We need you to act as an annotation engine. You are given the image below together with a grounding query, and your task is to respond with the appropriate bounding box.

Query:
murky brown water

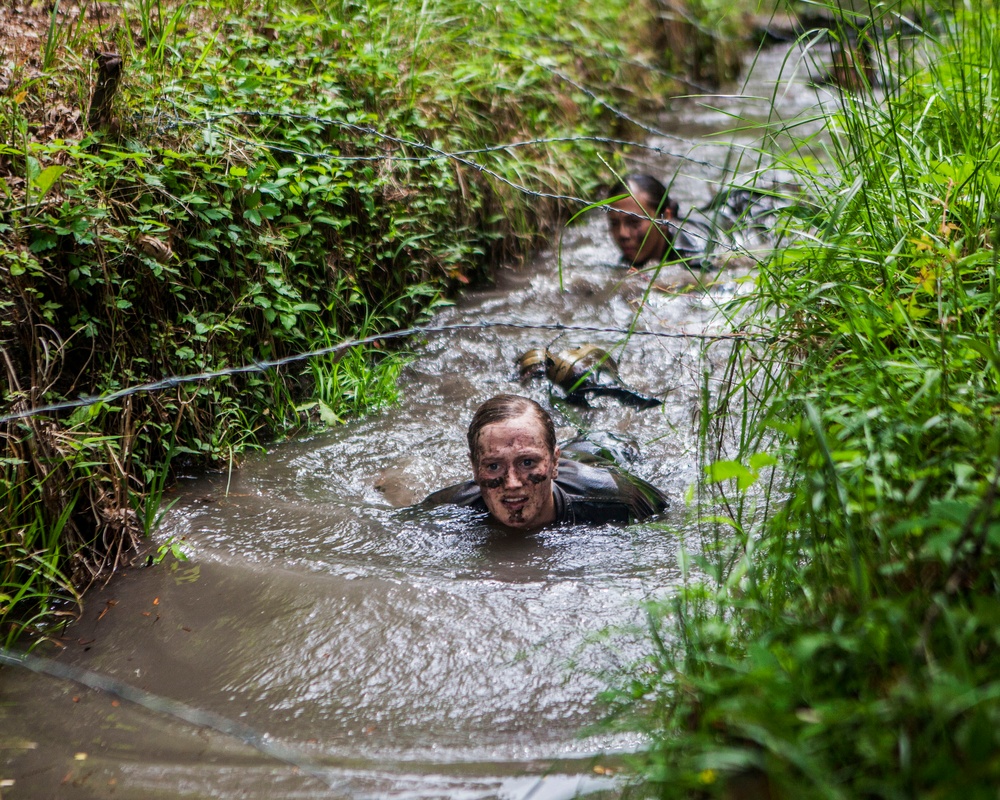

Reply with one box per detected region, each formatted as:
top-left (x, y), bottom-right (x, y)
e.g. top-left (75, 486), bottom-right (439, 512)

top-left (1, 42), bottom-right (838, 800)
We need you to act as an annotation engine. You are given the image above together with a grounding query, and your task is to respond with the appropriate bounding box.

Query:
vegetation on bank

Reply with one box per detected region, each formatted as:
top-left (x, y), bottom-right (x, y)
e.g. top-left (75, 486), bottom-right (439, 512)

top-left (609, 0), bottom-right (1000, 796)
top-left (0, 0), bottom-right (754, 642)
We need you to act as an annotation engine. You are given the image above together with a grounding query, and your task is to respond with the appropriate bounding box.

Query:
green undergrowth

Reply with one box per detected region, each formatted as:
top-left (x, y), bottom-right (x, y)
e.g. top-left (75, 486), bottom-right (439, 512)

top-left (0, 0), bottom-right (725, 641)
top-left (606, 0), bottom-right (1000, 796)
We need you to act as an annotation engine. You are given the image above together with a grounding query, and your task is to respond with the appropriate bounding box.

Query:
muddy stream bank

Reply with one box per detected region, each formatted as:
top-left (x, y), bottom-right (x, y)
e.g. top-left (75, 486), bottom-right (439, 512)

top-left (1, 41), bottom-right (837, 800)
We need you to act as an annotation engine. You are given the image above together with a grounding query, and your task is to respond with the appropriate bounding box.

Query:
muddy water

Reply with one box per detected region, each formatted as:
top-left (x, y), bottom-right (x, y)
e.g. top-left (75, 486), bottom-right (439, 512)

top-left (1, 42), bottom-right (836, 800)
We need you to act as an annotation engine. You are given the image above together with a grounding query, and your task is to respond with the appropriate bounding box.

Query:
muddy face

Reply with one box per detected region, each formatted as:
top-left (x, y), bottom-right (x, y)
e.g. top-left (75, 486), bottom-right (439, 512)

top-left (471, 414), bottom-right (560, 529)
top-left (608, 191), bottom-right (670, 266)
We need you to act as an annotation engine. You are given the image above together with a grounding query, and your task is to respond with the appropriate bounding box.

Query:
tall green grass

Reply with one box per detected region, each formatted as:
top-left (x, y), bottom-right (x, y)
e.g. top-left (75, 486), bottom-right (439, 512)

top-left (608, 1), bottom-right (1000, 796)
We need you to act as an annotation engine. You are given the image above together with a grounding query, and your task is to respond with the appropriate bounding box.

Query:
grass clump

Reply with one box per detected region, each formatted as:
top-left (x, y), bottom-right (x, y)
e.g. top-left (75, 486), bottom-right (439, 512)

top-left (0, 0), bottom-right (706, 641)
top-left (606, 1), bottom-right (1000, 796)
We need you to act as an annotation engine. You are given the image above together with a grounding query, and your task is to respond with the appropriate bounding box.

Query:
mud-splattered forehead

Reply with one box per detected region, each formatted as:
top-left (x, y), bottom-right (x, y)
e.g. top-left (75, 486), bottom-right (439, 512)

top-left (467, 394), bottom-right (556, 461)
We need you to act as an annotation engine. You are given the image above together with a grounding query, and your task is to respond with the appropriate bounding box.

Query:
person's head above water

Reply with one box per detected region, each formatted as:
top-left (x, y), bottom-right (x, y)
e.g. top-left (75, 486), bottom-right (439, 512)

top-left (606, 174), bottom-right (679, 266)
top-left (467, 394), bottom-right (561, 530)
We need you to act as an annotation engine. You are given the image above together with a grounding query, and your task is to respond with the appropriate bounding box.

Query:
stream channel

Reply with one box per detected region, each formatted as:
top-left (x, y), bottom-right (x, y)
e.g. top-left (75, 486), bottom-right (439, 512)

top-left (1, 39), bottom-right (837, 800)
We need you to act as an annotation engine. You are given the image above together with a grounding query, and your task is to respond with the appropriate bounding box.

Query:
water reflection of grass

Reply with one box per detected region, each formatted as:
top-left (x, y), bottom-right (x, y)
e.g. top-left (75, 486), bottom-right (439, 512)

top-left (608, 3), bottom-right (1000, 796)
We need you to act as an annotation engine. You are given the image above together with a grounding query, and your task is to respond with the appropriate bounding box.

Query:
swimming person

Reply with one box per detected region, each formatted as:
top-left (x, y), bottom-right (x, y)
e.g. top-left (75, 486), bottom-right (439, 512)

top-left (423, 394), bottom-right (668, 529)
top-left (605, 173), bottom-right (720, 270)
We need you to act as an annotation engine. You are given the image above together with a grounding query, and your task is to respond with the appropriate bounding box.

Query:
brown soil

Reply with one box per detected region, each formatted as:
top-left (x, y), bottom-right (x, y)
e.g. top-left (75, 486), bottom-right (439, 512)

top-left (2, 3), bottom-right (128, 112)
top-left (1, 2), bottom-right (129, 196)
top-left (2, 3), bottom-right (121, 87)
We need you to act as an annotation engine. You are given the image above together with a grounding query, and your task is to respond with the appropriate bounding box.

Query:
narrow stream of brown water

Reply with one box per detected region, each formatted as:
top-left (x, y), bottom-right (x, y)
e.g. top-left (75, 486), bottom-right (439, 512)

top-left (1, 42), bottom-right (838, 800)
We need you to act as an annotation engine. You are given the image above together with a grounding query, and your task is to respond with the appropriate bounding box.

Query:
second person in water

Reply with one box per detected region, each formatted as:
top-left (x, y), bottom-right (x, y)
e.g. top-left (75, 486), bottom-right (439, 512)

top-left (607, 172), bottom-right (802, 271)
top-left (606, 173), bottom-right (718, 270)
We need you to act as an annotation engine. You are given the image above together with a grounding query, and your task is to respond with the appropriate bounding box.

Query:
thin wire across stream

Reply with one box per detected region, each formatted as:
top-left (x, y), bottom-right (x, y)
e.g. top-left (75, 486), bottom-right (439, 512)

top-left (0, 321), bottom-right (773, 425)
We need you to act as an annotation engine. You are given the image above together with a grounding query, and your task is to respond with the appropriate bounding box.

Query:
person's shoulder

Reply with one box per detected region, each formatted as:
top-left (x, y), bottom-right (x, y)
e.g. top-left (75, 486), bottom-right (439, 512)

top-left (422, 480), bottom-right (484, 509)
top-left (555, 457), bottom-right (668, 523)
top-left (555, 457), bottom-right (619, 495)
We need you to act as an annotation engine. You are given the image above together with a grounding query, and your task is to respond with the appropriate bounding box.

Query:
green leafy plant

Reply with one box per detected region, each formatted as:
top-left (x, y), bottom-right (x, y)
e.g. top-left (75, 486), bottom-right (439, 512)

top-left (149, 535), bottom-right (190, 566)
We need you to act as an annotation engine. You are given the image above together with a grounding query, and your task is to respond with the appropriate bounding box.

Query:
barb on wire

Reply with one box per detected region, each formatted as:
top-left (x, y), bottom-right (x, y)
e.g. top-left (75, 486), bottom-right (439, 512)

top-left (1, 321), bottom-right (772, 426)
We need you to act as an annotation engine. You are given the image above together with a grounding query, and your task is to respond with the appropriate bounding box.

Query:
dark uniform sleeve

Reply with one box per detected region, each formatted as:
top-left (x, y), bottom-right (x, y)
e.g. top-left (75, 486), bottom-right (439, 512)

top-left (422, 480), bottom-right (487, 511)
top-left (554, 459), bottom-right (668, 524)
top-left (664, 210), bottom-right (722, 271)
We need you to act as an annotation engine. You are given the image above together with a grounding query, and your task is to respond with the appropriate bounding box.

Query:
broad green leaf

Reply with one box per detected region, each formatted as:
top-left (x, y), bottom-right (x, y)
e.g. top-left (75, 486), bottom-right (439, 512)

top-left (706, 460), bottom-right (757, 490)
top-left (317, 399), bottom-right (341, 426)
top-left (749, 452), bottom-right (778, 471)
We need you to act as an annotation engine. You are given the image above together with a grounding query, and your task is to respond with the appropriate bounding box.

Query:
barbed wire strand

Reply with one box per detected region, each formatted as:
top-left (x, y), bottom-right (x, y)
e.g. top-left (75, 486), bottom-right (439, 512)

top-left (150, 111), bottom-right (771, 258)
top-left (0, 647), bottom-right (342, 792)
top-left (171, 110), bottom-right (731, 171)
top-left (2, 321), bottom-right (771, 426)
